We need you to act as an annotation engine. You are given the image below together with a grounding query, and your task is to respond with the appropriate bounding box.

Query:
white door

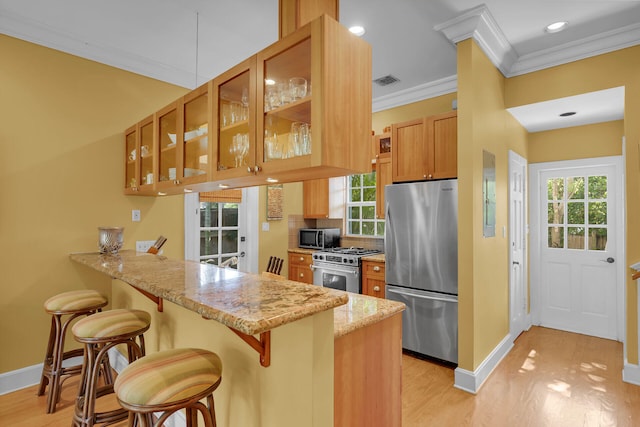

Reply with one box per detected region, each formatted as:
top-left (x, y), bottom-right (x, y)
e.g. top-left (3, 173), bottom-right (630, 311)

top-left (509, 151), bottom-right (528, 340)
top-left (530, 157), bottom-right (623, 340)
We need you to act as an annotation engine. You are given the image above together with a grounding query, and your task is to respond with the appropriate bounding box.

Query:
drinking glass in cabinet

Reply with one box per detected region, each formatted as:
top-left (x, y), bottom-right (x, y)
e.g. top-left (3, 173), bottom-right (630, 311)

top-left (183, 88), bottom-right (209, 179)
top-left (218, 69), bottom-right (250, 171)
top-left (289, 77), bottom-right (307, 100)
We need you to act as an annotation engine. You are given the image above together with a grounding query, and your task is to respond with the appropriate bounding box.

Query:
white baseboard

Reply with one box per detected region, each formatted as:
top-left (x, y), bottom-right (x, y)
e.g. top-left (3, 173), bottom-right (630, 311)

top-left (454, 333), bottom-right (514, 394)
top-left (623, 362), bottom-right (640, 386)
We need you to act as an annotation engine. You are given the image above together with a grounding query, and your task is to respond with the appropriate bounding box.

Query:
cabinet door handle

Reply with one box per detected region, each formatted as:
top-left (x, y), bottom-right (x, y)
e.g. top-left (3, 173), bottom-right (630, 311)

top-left (373, 286), bottom-right (380, 292)
top-left (373, 266), bottom-right (381, 272)
top-left (299, 257), bottom-right (305, 262)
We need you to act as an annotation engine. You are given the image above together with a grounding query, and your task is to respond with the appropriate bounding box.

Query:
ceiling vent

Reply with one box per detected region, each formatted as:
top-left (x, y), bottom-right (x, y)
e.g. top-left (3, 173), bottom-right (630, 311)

top-left (373, 74), bottom-right (400, 86)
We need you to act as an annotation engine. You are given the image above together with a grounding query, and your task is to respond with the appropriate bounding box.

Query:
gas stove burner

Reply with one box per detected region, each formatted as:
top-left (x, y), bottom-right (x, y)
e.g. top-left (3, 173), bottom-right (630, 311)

top-left (326, 247), bottom-right (381, 256)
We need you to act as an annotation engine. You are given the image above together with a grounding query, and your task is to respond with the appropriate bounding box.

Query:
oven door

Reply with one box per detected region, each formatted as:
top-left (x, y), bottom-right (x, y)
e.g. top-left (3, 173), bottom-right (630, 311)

top-left (311, 261), bottom-right (360, 293)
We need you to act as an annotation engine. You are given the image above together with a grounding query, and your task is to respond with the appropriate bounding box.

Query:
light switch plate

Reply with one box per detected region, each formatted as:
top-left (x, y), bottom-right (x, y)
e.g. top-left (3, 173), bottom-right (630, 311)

top-left (132, 209), bottom-right (141, 222)
top-left (262, 222), bottom-right (270, 231)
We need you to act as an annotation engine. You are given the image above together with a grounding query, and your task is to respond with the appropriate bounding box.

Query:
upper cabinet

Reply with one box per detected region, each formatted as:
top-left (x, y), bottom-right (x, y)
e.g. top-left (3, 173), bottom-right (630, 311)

top-left (391, 111), bottom-right (457, 183)
top-left (123, 14), bottom-right (371, 196)
top-left (124, 115), bottom-right (154, 195)
top-left (303, 177), bottom-right (345, 219)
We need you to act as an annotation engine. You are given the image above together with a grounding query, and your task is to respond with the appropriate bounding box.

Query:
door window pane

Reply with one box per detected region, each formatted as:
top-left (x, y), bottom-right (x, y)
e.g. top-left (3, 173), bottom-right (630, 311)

top-left (548, 202), bottom-right (564, 224)
top-left (567, 202), bottom-right (584, 224)
top-left (567, 227), bottom-right (585, 249)
top-left (200, 203), bottom-right (219, 227)
top-left (588, 176), bottom-right (607, 199)
top-left (548, 226), bottom-right (564, 248)
top-left (547, 178), bottom-right (564, 200)
top-left (221, 203), bottom-right (239, 227)
top-left (221, 230), bottom-right (238, 253)
top-left (200, 230), bottom-right (219, 256)
top-left (589, 228), bottom-right (607, 251)
top-left (567, 177), bottom-right (584, 199)
top-left (588, 202), bottom-right (607, 225)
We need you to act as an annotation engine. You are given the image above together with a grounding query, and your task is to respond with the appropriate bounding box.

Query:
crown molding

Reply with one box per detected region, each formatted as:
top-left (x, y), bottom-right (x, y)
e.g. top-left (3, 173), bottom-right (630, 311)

top-left (372, 75), bottom-right (457, 112)
top-left (508, 22), bottom-right (640, 77)
top-left (0, 8), bottom-right (201, 89)
top-left (434, 4), bottom-right (517, 77)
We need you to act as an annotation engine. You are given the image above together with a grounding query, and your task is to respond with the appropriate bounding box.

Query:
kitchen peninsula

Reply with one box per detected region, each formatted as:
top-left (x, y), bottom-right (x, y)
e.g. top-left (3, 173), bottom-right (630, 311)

top-left (70, 250), bottom-right (404, 427)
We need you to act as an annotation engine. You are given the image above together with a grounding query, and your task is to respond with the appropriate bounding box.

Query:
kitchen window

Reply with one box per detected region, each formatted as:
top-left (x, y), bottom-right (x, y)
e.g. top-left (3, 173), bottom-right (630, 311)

top-left (346, 172), bottom-right (384, 236)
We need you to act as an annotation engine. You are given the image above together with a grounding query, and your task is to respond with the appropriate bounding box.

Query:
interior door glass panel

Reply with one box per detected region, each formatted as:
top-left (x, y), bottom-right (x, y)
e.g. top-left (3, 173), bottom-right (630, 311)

top-left (547, 178), bottom-right (564, 200)
top-left (548, 202), bottom-right (564, 224)
top-left (200, 230), bottom-right (219, 255)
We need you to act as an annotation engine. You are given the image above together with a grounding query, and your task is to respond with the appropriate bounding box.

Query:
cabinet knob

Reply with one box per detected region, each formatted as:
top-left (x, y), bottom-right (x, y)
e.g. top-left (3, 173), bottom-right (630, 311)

top-left (299, 257), bottom-right (304, 262)
top-left (174, 179), bottom-right (181, 185)
top-left (423, 174), bottom-right (427, 178)
top-left (299, 273), bottom-right (304, 278)
top-left (373, 266), bottom-right (381, 272)
top-left (428, 174), bottom-right (433, 179)
top-left (373, 286), bottom-right (380, 292)
top-left (247, 166), bottom-right (253, 174)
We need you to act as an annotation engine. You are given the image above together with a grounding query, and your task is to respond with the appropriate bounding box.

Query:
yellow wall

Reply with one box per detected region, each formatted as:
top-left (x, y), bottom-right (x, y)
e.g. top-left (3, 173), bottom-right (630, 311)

top-left (528, 120), bottom-right (624, 163)
top-left (456, 39), bottom-right (529, 370)
top-left (0, 35), bottom-right (188, 373)
top-left (506, 45), bottom-right (640, 364)
top-left (112, 280), bottom-right (334, 427)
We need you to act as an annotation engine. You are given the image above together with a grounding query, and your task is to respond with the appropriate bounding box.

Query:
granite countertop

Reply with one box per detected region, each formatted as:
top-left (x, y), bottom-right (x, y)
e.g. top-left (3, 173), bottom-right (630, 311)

top-left (362, 253), bottom-right (385, 262)
top-left (333, 292), bottom-right (404, 338)
top-left (287, 248), bottom-right (317, 255)
top-left (70, 250), bottom-right (348, 336)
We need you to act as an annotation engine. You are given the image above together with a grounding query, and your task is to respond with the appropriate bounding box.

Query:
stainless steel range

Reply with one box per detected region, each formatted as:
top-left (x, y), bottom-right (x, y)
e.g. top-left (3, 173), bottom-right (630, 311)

top-left (311, 247), bottom-right (381, 293)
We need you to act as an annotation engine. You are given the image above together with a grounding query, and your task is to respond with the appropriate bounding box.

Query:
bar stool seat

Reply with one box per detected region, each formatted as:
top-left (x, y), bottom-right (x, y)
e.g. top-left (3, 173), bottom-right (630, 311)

top-left (114, 348), bottom-right (222, 427)
top-left (38, 289), bottom-right (109, 414)
top-left (72, 308), bottom-right (151, 427)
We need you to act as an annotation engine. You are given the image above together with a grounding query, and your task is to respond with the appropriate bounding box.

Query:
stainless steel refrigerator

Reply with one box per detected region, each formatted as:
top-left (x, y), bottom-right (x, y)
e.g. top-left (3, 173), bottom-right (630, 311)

top-left (385, 179), bottom-right (458, 364)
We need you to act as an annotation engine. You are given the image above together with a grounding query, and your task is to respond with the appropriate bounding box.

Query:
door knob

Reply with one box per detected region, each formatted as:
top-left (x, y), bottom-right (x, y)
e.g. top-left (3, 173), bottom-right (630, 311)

top-left (240, 251), bottom-right (246, 257)
top-left (601, 257), bottom-right (615, 264)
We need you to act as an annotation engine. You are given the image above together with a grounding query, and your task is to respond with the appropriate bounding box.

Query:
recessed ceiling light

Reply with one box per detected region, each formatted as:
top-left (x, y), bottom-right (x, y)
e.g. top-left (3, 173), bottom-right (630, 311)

top-left (559, 111), bottom-right (576, 117)
top-left (545, 21), bottom-right (568, 33)
top-left (266, 177), bottom-right (279, 183)
top-left (218, 183), bottom-right (230, 189)
top-left (349, 26), bottom-right (365, 36)
top-left (265, 79), bottom-right (276, 86)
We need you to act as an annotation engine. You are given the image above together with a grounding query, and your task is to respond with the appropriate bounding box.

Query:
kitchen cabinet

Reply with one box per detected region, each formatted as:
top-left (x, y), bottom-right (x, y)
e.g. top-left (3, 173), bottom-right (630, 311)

top-left (303, 177), bottom-right (345, 219)
top-left (124, 115), bottom-right (154, 195)
top-left (391, 111), bottom-right (457, 183)
top-left (374, 156), bottom-right (392, 219)
top-left (156, 82), bottom-right (212, 195)
top-left (123, 14), bottom-right (371, 195)
top-left (373, 132), bottom-right (391, 161)
top-left (362, 259), bottom-right (386, 298)
top-left (288, 252), bottom-right (314, 284)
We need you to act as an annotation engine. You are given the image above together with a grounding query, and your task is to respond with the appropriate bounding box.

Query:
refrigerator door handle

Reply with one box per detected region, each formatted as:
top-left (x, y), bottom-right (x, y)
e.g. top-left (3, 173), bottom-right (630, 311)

top-left (386, 287), bottom-right (458, 303)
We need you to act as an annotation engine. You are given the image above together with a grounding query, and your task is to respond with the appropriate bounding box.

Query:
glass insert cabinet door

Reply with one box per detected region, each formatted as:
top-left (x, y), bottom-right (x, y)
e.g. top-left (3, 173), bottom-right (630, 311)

top-left (259, 29), bottom-right (312, 170)
top-left (124, 125), bottom-right (138, 192)
top-left (139, 117), bottom-right (153, 188)
top-left (215, 59), bottom-right (254, 177)
top-left (157, 102), bottom-right (178, 186)
top-left (182, 82), bottom-right (210, 183)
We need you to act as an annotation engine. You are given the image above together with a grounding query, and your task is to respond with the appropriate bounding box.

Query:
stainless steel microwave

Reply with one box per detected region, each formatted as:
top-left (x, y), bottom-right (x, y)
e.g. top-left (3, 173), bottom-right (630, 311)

top-left (298, 228), bottom-right (340, 250)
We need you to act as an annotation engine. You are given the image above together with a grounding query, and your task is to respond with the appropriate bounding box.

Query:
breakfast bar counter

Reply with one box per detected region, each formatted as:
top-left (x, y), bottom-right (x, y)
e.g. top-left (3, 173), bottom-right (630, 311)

top-left (69, 250), bottom-right (348, 336)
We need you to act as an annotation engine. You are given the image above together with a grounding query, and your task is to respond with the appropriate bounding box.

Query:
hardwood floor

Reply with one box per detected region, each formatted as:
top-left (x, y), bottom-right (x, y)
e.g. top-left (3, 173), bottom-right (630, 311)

top-left (403, 326), bottom-right (640, 426)
top-left (1, 326), bottom-right (639, 426)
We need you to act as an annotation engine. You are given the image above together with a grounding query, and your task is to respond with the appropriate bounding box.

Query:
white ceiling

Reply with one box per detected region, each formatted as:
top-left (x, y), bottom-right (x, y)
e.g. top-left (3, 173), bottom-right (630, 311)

top-left (1, 0), bottom-right (638, 132)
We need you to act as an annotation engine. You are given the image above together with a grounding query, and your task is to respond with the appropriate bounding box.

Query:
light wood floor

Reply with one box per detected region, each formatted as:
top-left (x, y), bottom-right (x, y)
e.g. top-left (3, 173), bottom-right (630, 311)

top-left (1, 326), bottom-right (639, 426)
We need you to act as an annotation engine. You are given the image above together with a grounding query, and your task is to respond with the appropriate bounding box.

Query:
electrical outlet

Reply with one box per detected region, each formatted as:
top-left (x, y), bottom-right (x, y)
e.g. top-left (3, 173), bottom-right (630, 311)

top-left (136, 240), bottom-right (156, 252)
top-left (132, 209), bottom-right (141, 222)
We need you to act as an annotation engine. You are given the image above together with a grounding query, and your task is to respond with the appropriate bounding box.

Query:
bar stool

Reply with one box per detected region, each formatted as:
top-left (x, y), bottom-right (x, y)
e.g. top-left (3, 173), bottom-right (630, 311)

top-left (72, 308), bottom-right (151, 427)
top-left (38, 289), bottom-right (109, 414)
top-left (114, 348), bottom-right (223, 427)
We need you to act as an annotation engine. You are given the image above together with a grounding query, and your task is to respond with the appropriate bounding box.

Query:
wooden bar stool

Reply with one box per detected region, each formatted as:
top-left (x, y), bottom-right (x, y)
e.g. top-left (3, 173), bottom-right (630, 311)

top-left (38, 289), bottom-right (109, 414)
top-left (114, 348), bottom-right (223, 427)
top-left (71, 308), bottom-right (151, 427)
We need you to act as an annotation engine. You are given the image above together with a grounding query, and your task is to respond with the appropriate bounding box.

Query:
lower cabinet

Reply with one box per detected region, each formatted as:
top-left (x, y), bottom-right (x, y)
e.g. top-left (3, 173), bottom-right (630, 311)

top-left (288, 252), bottom-right (314, 284)
top-left (362, 260), bottom-right (385, 298)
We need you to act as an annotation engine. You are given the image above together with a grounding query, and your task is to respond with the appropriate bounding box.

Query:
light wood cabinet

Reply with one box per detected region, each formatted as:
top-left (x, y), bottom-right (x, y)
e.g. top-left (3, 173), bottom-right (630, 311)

top-left (124, 14), bottom-right (371, 195)
top-left (362, 259), bottom-right (386, 298)
top-left (391, 111), bottom-right (457, 183)
top-left (375, 157), bottom-right (391, 219)
top-left (288, 252), bottom-right (314, 284)
top-left (124, 115), bottom-right (154, 195)
top-left (303, 177), bottom-right (345, 219)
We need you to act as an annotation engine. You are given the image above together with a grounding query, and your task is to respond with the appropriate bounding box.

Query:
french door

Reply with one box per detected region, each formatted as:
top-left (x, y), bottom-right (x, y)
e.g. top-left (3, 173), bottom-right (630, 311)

top-left (530, 157), bottom-right (624, 340)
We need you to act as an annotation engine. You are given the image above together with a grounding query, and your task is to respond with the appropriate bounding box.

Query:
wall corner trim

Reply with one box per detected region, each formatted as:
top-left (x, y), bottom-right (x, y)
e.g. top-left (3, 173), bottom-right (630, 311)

top-left (453, 333), bottom-right (513, 394)
top-left (623, 362), bottom-right (640, 386)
